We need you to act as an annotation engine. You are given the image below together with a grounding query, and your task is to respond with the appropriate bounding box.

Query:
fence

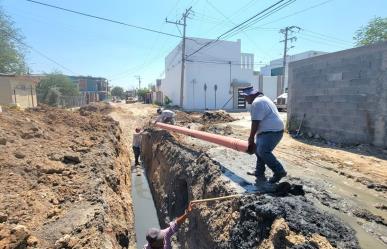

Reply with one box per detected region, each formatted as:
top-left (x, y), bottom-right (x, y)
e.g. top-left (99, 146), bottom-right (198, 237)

top-left (57, 96), bottom-right (86, 108)
top-left (37, 92), bottom-right (86, 108)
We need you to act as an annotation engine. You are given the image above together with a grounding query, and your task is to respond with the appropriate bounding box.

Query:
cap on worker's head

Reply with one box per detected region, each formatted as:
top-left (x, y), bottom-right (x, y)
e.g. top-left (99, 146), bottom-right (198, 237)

top-left (135, 128), bottom-right (141, 133)
top-left (157, 108), bottom-right (162, 114)
top-left (240, 86), bottom-right (259, 96)
top-left (146, 228), bottom-right (164, 246)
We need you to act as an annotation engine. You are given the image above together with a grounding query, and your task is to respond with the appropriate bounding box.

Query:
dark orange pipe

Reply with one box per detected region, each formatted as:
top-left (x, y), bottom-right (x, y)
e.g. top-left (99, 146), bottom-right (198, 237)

top-left (155, 122), bottom-right (248, 152)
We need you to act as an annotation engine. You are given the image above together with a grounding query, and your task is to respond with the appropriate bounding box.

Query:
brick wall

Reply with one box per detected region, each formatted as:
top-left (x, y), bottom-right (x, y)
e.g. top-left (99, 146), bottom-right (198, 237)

top-left (288, 42), bottom-right (387, 147)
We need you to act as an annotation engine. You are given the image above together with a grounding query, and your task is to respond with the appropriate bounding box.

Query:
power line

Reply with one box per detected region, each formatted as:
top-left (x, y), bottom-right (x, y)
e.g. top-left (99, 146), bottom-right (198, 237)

top-left (204, 0), bottom-right (273, 61)
top-left (25, 0), bottom-right (184, 39)
top-left (302, 29), bottom-right (352, 45)
top-left (221, 0), bottom-right (296, 40)
top-left (248, 0), bottom-right (335, 28)
top-left (186, 0), bottom-right (296, 59)
top-left (0, 28), bottom-right (76, 74)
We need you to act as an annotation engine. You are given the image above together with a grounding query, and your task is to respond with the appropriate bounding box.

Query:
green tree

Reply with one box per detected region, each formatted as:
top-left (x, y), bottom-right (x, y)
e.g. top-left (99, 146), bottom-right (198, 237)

top-left (37, 73), bottom-right (79, 105)
top-left (111, 86), bottom-right (124, 98)
top-left (354, 17), bottom-right (387, 46)
top-left (137, 87), bottom-right (150, 100)
top-left (0, 7), bottom-right (27, 74)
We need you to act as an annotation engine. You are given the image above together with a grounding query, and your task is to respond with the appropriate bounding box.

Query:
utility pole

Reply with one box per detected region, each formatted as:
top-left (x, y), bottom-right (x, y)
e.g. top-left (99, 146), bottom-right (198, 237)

top-left (134, 75), bottom-right (141, 89)
top-left (166, 7), bottom-right (192, 108)
top-left (280, 26), bottom-right (301, 93)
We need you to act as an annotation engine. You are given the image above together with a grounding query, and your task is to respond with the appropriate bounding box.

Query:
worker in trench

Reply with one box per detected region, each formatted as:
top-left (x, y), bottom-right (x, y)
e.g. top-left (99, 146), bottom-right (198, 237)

top-left (241, 86), bottom-right (287, 184)
top-left (132, 128), bottom-right (142, 165)
top-left (155, 108), bottom-right (176, 125)
top-left (144, 202), bottom-right (193, 249)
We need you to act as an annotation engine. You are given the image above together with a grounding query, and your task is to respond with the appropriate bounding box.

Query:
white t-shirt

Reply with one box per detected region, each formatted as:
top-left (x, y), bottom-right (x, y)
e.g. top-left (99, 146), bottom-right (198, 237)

top-left (132, 133), bottom-right (141, 148)
top-left (156, 110), bottom-right (176, 122)
top-left (250, 96), bottom-right (284, 134)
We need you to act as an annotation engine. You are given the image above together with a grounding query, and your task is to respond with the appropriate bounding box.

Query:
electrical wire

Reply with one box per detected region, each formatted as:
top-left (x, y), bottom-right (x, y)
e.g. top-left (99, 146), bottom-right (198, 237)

top-left (186, 0), bottom-right (295, 58)
top-left (0, 28), bottom-right (76, 74)
top-left (248, 0), bottom-right (335, 28)
top-left (222, 0), bottom-right (296, 40)
top-left (25, 0), bottom-right (184, 39)
top-left (302, 29), bottom-right (352, 45)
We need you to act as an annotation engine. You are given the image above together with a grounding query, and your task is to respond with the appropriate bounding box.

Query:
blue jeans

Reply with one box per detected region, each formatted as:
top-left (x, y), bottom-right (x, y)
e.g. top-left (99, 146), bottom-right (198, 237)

top-left (255, 131), bottom-right (285, 176)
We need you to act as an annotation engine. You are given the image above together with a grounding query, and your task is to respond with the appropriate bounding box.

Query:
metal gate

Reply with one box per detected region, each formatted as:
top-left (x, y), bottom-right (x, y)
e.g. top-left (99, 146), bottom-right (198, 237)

top-left (237, 88), bottom-right (246, 109)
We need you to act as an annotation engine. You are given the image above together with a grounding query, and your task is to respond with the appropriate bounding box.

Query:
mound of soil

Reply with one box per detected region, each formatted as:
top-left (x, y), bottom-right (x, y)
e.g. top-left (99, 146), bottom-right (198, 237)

top-left (0, 107), bottom-right (134, 248)
top-left (201, 110), bottom-right (236, 124)
top-left (79, 102), bottom-right (113, 116)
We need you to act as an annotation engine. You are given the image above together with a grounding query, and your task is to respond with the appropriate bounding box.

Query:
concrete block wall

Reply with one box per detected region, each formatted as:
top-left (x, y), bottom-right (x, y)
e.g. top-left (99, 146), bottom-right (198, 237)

top-left (288, 42), bottom-right (387, 148)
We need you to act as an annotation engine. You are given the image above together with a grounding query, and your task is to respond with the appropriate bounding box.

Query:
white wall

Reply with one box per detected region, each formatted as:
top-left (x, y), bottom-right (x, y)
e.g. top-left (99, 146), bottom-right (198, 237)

top-left (261, 76), bottom-right (278, 101)
top-left (161, 44), bottom-right (182, 106)
top-left (161, 38), bottom-right (255, 110)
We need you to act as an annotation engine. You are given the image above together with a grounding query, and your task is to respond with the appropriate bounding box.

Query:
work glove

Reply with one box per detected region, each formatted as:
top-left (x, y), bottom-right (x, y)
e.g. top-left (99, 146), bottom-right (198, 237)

top-left (247, 142), bottom-right (256, 155)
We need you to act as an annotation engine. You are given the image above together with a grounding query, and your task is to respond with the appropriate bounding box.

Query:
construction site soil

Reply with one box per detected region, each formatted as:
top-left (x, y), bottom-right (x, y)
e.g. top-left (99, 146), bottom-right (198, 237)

top-left (0, 104), bottom-right (135, 248)
top-left (1, 103), bottom-right (386, 249)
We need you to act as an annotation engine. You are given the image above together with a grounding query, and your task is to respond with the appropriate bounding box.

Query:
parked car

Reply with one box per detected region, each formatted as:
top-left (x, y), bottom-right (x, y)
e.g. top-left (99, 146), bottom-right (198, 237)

top-left (125, 97), bottom-right (137, 104)
top-left (274, 93), bottom-right (287, 112)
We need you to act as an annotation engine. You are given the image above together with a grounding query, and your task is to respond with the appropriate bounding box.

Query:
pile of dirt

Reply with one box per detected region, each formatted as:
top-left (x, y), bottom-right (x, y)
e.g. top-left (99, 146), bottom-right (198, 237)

top-left (79, 102), bottom-right (113, 116)
top-left (199, 124), bottom-right (233, 135)
top-left (231, 195), bottom-right (359, 249)
top-left (0, 106), bottom-right (135, 248)
top-left (201, 110), bottom-right (236, 124)
top-left (175, 111), bottom-right (200, 125)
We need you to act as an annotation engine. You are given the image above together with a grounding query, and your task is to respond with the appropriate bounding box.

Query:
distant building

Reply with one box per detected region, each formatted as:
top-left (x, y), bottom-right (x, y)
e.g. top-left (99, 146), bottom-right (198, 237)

top-left (69, 76), bottom-right (108, 103)
top-left (260, 51), bottom-right (328, 92)
top-left (160, 38), bottom-right (255, 110)
top-left (0, 74), bottom-right (38, 108)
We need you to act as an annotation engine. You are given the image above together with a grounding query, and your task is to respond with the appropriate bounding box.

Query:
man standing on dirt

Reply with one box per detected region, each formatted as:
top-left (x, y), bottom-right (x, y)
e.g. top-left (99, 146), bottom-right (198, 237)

top-left (132, 128), bottom-right (142, 165)
top-left (144, 203), bottom-right (193, 249)
top-left (155, 108), bottom-right (176, 125)
top-left (241, 87), bottom-right (287, 184)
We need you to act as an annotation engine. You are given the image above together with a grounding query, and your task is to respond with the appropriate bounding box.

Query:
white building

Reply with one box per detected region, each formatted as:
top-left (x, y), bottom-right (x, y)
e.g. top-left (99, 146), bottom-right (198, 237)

top-left (260, 50), bottom-right (328, 91)
top-left (160, 38), bottom-right (255, 110)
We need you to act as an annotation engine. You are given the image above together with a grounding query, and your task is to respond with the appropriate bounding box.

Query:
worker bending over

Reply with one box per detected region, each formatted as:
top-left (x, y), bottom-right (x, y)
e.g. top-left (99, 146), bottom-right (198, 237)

top-left (144, 203), bottom-right (193, 249)
top-left (241, 87), bottom-right (287, 184)
top-left (155, 108), bottom-right (176, 125)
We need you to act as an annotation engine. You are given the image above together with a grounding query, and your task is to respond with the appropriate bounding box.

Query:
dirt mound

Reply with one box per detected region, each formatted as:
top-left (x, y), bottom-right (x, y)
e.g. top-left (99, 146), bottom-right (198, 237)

top-left (200, 124), bottom-right (233, 135)
top-left (175, 111), bottom-right (200, 125)
top-left (79, 102), bottom-right (113, 116)
top-left (201, 110), bottom-right (236, 124)
top-left (231, 195), bottom-right (359, 249)
top-left (0, 107), bottom-right (135, 248)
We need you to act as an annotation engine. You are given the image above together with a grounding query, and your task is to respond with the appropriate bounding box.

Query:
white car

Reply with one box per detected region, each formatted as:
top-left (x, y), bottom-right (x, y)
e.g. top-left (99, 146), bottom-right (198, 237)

top-left (274, 93), bottom-right (287, 112)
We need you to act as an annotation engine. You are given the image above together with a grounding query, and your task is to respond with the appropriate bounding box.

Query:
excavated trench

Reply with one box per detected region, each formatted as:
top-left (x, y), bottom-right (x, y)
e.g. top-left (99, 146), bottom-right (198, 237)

top-left (138, 129), bottom-right (361, 249)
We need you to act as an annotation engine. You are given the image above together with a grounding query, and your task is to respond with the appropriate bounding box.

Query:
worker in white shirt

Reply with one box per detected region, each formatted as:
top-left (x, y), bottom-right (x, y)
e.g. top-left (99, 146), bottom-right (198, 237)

top-left (155, 108), bottom-right (176, 125)
top-left (132, 128), bottom-right (142, 165)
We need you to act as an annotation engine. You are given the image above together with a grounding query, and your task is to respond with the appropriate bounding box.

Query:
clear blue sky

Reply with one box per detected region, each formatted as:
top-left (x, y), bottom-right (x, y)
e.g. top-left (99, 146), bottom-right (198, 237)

top-left (2, 0), bottom-right (386, 89)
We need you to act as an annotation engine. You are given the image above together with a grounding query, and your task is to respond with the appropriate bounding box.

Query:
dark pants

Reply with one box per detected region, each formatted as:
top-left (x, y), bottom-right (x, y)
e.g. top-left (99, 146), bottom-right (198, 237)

top-left (132, 146), bottom-right (141, 165)
top-left (255, 131), bottom-right (285, 176)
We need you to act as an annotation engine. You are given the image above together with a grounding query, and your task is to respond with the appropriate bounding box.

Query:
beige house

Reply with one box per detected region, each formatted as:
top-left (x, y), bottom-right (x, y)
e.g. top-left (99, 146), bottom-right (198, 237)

top-left (0, 74), bottom-right (39, 108)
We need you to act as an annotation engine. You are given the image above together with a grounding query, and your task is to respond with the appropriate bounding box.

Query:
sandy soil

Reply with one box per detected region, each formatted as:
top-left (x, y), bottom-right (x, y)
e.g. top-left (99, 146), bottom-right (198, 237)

top-left (0, 104), bottom-right (136, 249)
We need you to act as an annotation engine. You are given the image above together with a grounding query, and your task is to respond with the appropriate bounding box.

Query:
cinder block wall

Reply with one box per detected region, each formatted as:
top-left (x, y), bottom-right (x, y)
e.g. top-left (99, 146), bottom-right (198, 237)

top-left (288, 42), bottom-right (387, 147)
